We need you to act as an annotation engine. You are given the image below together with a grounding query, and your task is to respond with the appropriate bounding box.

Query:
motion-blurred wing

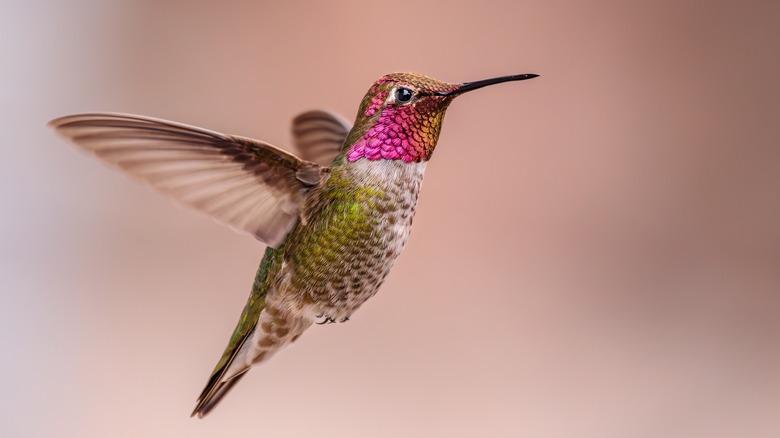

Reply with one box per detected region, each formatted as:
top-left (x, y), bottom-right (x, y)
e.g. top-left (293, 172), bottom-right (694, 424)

top-left (291, 110), bottom-right (352, 166)
top-left (50, 113), bottom-right (326, 248)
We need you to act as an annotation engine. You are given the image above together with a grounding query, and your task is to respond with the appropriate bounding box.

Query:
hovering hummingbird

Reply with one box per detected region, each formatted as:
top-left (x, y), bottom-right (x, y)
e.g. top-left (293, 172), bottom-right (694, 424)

top-left (50, 71), bottom-right (538, 417)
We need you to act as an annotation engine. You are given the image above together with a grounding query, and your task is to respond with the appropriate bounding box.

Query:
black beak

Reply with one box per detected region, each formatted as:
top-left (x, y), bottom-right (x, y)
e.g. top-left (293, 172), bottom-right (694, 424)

top-left (436, 73), bottom-right (539, 96)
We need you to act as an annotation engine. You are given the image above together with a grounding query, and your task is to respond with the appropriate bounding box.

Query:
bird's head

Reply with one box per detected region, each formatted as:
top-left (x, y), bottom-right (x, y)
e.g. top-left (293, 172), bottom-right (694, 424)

top-left (343, 72), bottom-right (538, 163)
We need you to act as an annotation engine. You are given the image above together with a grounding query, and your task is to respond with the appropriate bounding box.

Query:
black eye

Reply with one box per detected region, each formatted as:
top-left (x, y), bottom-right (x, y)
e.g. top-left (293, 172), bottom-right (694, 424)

top-left (396, 87), bottom-right (414, 103)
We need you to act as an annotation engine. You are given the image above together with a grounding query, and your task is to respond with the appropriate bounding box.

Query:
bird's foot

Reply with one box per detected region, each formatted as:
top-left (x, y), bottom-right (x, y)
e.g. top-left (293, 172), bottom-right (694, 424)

top-left (314, 313), bottom-right (336, 325)
top-left (315, 313), bottom-right (350, 325)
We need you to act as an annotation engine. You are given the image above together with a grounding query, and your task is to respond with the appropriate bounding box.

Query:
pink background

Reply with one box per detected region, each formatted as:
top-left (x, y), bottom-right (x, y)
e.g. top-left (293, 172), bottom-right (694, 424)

top-left (2, 1), bottom-right (779, 436)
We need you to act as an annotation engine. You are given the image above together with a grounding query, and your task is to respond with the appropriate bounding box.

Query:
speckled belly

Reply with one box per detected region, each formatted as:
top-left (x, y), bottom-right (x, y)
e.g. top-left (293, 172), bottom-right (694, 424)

top-left (274, 160), bottom-right (426, 322)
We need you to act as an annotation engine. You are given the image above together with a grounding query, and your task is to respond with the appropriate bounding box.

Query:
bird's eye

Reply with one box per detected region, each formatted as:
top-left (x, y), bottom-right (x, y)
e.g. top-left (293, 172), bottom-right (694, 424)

top-left (396, 87), bottom-right (414, 103)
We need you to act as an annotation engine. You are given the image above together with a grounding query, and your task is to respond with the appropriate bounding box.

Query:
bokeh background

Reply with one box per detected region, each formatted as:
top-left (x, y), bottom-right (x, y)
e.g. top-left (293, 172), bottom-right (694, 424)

top-left (2, 1), bottom-right (779, 437)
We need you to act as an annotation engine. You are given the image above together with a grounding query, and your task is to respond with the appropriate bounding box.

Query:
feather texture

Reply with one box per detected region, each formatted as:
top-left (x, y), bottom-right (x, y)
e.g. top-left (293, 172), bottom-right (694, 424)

top-left (50, 113), bottom-right (327, 248)
top-left (291, 110), bottom-right (351, 166)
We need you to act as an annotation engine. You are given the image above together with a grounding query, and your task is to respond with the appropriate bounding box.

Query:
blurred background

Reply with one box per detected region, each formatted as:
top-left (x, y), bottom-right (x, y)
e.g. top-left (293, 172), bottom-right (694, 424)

top-left (2, 0), bottom-right (779, 437)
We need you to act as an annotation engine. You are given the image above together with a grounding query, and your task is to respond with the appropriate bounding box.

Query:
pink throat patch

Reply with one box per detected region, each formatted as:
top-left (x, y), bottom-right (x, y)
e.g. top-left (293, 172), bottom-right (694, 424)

top-left (347, 106), bottom-right (429, 163)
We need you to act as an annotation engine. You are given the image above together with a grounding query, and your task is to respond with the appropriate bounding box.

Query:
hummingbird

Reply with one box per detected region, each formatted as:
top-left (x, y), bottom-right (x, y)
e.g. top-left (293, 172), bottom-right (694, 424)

top-left (50, 71), bottom-right (538, 418)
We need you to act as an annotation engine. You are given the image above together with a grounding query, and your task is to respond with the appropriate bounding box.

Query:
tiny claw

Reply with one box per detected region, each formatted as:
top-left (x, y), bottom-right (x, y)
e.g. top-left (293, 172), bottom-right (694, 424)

top-left (316, 315), bottom-right (337, 325)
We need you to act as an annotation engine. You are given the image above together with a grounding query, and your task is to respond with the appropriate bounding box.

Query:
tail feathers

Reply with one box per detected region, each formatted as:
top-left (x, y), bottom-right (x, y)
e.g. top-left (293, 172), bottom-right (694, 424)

top-left (191, 308), bottom-right (313, 418)
top-left (191, 369), bottom-right (248, 418)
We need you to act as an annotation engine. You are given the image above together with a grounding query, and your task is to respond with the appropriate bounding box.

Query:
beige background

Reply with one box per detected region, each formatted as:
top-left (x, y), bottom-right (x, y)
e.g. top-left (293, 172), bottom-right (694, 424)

top-left (2, 0), bottom-right (779, 437)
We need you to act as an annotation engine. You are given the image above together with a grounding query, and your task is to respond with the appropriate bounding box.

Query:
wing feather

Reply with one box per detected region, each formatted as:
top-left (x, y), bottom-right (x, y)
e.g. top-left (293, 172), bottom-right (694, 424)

top-left (291, 110), bottom-right (351, 166)
top-left (50, 113), bottom-right (327, 248)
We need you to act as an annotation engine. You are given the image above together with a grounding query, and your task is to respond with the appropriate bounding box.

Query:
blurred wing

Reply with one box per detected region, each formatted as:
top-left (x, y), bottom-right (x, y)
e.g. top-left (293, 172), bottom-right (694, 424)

top-left (50, 113), bottom-right (326, 248)
top-left (291, 110), bottom-right (352, 166)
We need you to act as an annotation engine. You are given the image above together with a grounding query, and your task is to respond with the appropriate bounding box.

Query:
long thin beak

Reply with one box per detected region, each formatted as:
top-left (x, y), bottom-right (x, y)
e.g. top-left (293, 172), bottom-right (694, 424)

top-left (436, 73), bottom-right (539, 96)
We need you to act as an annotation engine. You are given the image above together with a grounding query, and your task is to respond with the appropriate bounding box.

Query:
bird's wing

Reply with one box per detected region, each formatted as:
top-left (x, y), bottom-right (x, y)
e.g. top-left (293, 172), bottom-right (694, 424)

top-left (50, 113), bottom-right (327, 248)
top-left (291, 110), bottom-right (352, 166)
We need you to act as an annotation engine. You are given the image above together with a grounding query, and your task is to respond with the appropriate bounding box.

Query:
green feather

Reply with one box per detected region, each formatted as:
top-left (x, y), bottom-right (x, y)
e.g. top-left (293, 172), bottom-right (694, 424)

top-left (192, 245), bottom-right (284, 416)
